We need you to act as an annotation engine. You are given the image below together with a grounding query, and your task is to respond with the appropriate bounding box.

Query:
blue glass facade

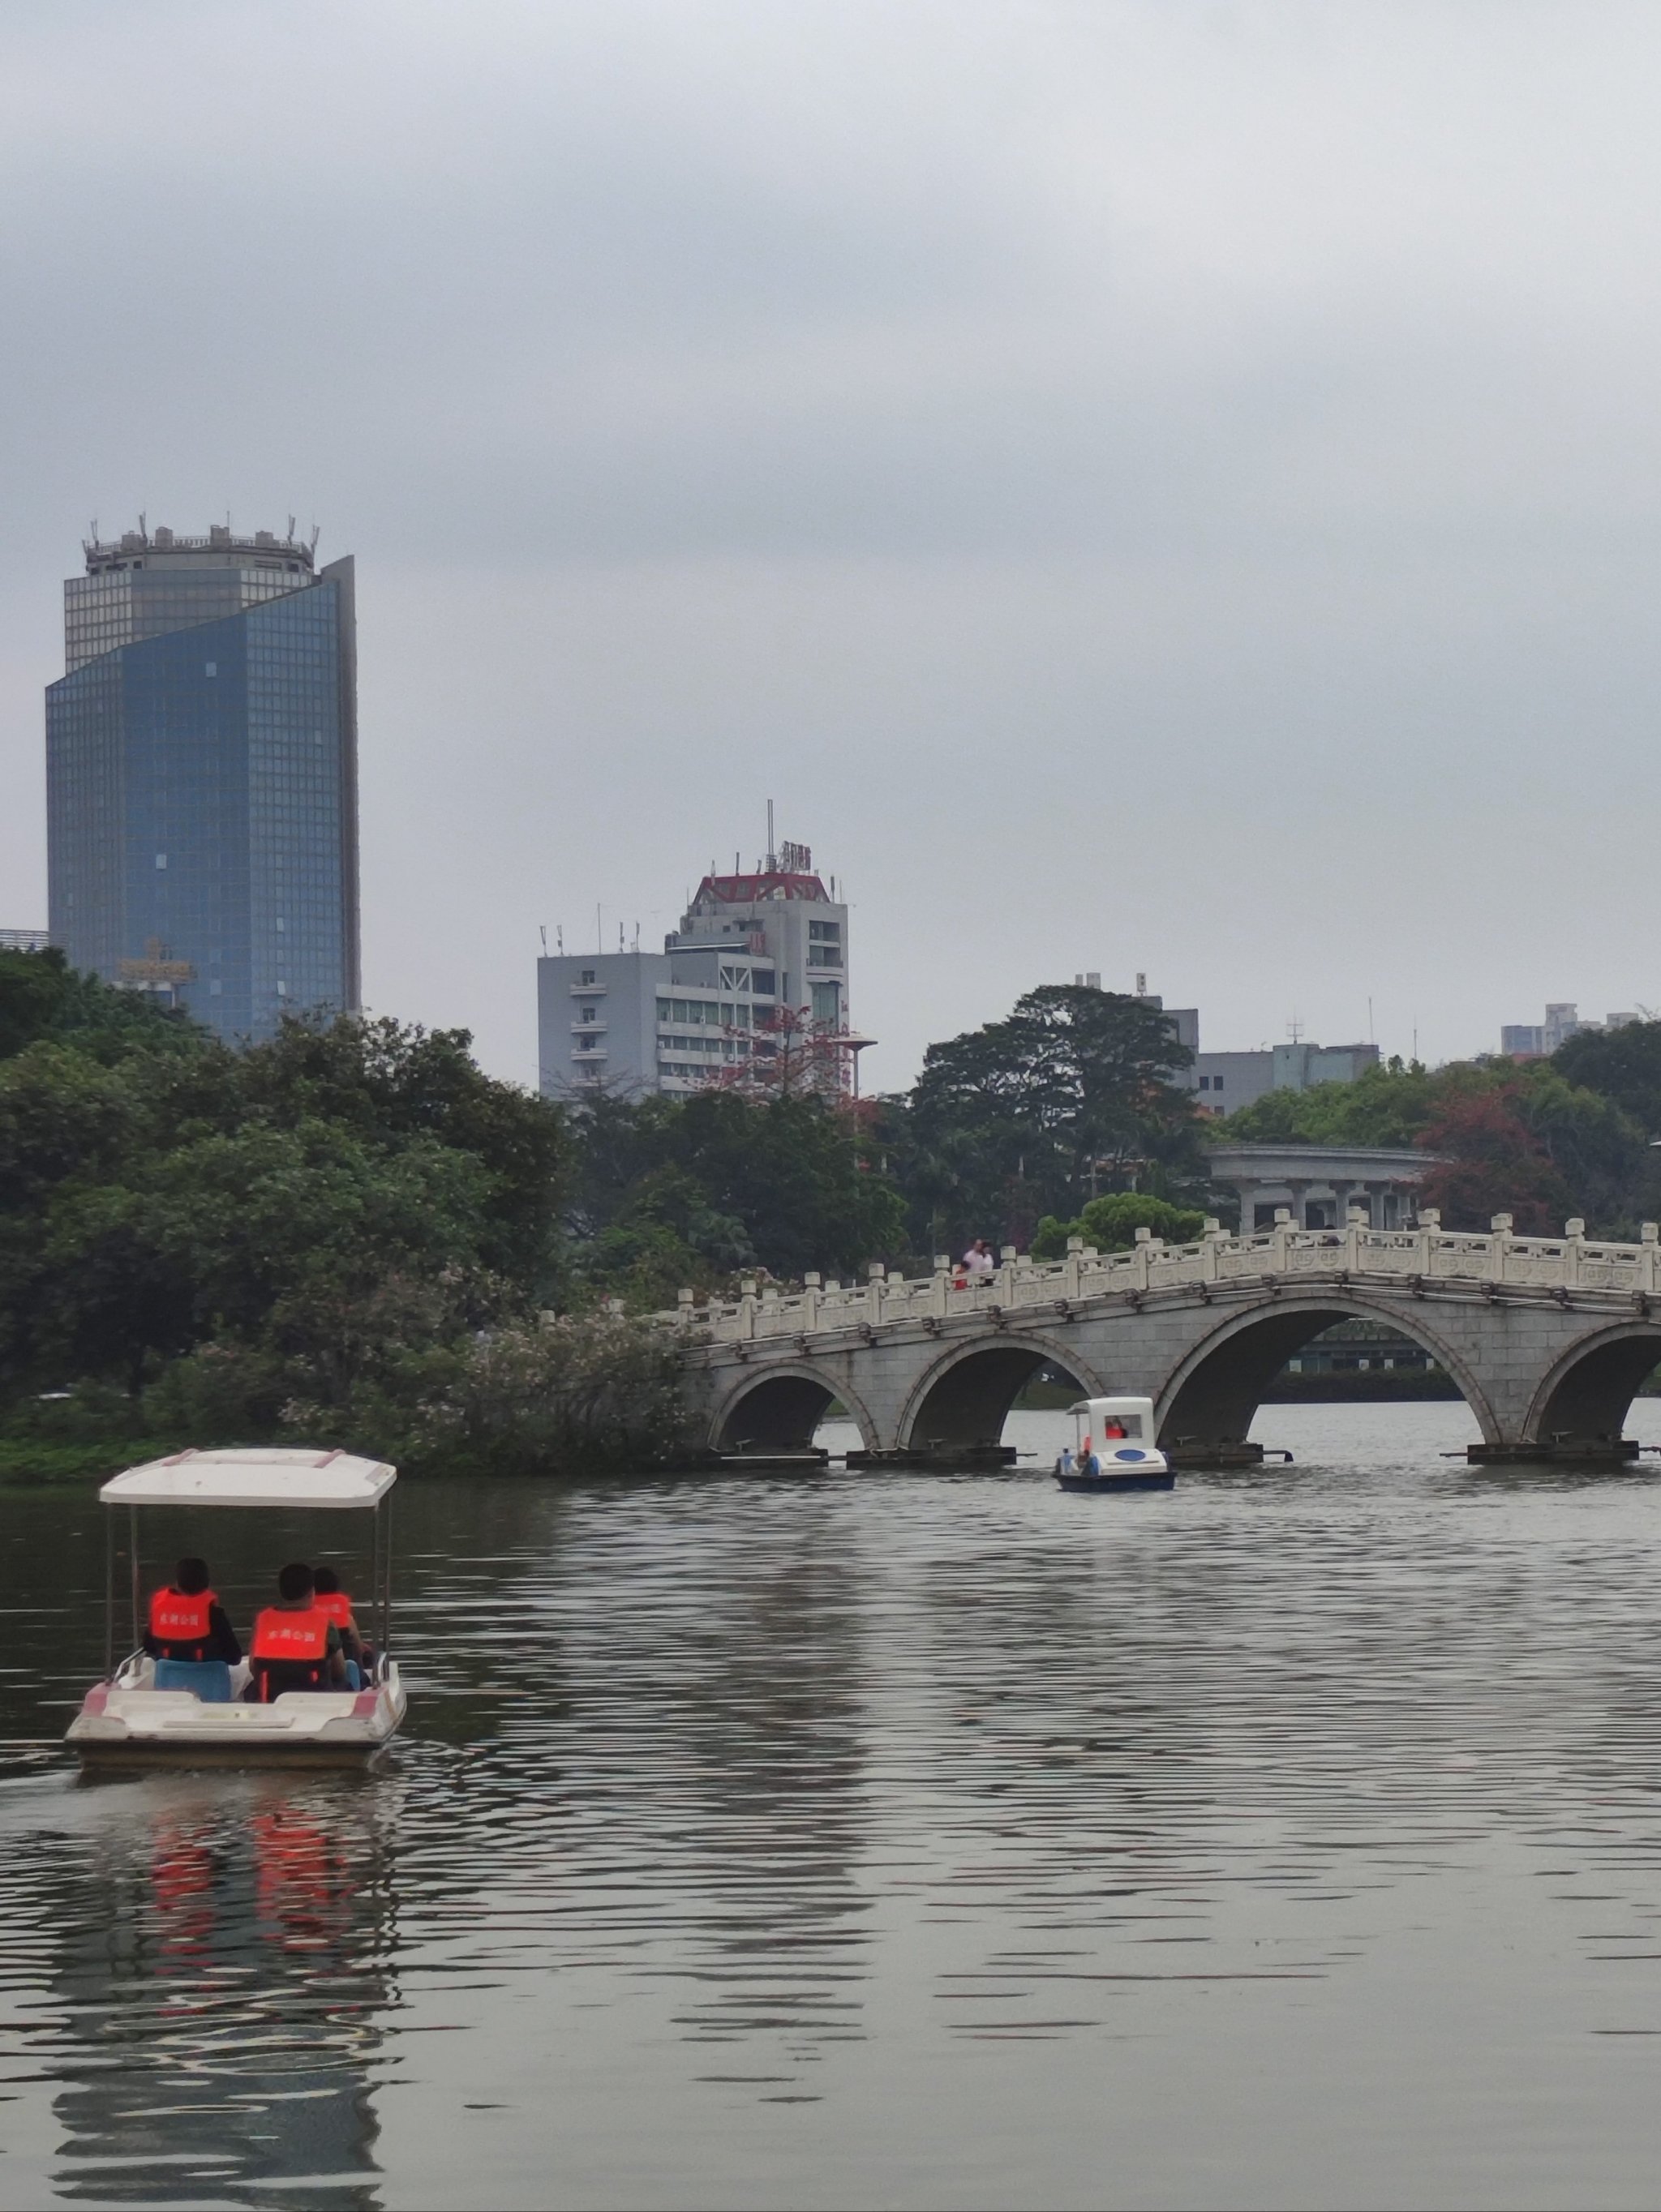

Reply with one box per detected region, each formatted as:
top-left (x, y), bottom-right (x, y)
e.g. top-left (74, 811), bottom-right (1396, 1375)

top-left (45, 558), bottom-right (359, 1044)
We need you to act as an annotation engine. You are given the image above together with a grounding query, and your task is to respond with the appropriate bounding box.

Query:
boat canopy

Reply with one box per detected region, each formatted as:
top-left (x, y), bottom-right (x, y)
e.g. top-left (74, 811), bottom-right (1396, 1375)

top-left (100, 1447), bottom-right (397, 1511)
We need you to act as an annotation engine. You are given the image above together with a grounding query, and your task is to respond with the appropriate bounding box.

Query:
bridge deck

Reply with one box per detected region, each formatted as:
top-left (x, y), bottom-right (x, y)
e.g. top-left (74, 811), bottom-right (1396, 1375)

top-left (668, 1217), bottom-right (1661, 1349)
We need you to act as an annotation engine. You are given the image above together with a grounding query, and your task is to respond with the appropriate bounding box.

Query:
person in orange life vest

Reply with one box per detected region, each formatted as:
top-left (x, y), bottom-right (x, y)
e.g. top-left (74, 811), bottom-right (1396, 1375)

top-left (1101, 1417), bottom-right (1127, 1440)
top-left (144, 1556), bottom-right (242, 1664)
top-left (249, 1563), bottom-right (347, 1702)
top-left (311, 1565), bottom-right (368, 1689)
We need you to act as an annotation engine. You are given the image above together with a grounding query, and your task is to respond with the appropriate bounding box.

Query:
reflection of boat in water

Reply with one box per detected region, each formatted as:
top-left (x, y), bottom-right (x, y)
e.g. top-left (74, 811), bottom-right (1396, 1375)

top-left (1055, 1396), bottom-right (1176, 1494)
top-left (67, 1448), bottom-right (406, 1768)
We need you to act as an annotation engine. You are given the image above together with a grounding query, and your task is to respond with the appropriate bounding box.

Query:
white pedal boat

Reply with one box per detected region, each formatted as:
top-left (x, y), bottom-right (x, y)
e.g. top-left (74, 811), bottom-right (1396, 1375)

top-left (67, 1447), bottom-right (407, 1770)
top-left (1055, 1395), bottom-right (1176, 1493)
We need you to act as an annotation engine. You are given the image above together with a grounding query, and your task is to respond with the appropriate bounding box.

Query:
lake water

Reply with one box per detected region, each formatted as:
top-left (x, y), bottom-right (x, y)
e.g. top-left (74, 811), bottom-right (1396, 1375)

top-left (8, 1402), bottom-right (1661, 2209)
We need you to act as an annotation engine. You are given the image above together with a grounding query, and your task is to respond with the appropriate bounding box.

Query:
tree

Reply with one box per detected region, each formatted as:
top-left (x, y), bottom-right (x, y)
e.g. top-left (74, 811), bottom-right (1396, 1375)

top-left (899, 985), bottom-right (1203, 1251)
top-left (1415, 1087), bottom-right (1573, 1232)
top-left (1031, 1193), bottom-right (1210, 1259)
top-left (1554, 1020), bottom-right (1661, 1136)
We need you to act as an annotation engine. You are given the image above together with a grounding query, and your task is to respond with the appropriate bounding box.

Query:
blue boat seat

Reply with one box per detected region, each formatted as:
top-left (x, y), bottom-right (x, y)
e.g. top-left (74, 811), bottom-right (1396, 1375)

top-left (152, 1658), bottom-right (234, 1703)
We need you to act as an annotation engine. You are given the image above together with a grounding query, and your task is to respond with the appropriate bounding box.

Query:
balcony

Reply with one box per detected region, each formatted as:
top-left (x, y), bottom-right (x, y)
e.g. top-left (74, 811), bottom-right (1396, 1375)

top-left (569, 980), bottom-right (607, 997)
top-left (570, 1019), bottom-right (608, 1036)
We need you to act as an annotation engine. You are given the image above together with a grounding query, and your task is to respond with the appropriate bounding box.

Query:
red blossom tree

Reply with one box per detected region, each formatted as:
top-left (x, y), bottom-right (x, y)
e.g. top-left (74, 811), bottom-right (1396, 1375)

top-left (1415, 1087), bottom-right (1573, 1232)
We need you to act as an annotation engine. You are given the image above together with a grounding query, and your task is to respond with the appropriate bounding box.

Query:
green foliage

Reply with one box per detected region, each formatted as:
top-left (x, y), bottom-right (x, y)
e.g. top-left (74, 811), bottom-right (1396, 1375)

top-left (1215, 1050), bottom-right (1655, 1237)
top-left (1217, 1058), bottom-right (1442, 1148)
top-left (1031, 1193), bottom-right (1210, 1259)
top-left (565, 1088), bottom-right (905, 1303)
top-left (1554, 1020), bottom-right (1661, 1136)
top-left (888, 985), bottom-right (1204, 1254)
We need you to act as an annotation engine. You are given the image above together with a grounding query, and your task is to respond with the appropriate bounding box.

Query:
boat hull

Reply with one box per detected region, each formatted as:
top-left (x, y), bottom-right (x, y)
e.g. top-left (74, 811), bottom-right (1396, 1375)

top-left (67, 1661), bottom-right (406, 1770)
top-left (1056, 1471), bottom-right (1176, 1494)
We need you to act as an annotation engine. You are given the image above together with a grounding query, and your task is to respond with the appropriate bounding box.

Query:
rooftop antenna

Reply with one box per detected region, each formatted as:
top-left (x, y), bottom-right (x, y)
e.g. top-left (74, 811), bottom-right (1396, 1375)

top-left (287, 514), bottom-right (297, 542)
top-left (556, 925), bottom-right (564, 954)
top-left (1368, 996), bottom-right (1375, 1044)
top-left (766, 798), bottom-right (775, 870)
top-left (539, 925), bottom-right (547, 953)
top-left (138, 512), bottom-right (146, 542)
top-left (1288, 1014), bottom-right (1304, 1044)
top-left (309, 524), bottom-right (320, 554)
top-left (595, 903), bottom-right (602, 954)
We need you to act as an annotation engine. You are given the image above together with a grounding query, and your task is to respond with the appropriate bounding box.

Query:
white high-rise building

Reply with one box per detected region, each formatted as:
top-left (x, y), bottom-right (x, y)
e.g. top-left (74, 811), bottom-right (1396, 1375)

top-left (538, 839), bottom-right (856, 1100)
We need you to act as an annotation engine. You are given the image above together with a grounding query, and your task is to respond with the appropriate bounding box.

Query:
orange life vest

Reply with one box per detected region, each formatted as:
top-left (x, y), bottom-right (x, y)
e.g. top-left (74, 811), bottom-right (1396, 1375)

top-left (148, 1586), bottom-right (219, 1657)
top-left (251, 1605), bottom-right (332, 1662)
top-left (315, 1590), bottom-right (355, 1629)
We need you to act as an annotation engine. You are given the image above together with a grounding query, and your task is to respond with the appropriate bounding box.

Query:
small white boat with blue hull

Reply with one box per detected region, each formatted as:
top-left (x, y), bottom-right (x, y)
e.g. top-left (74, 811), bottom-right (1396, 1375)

top-left (1054, 1396), bottom-right (1175, 1494)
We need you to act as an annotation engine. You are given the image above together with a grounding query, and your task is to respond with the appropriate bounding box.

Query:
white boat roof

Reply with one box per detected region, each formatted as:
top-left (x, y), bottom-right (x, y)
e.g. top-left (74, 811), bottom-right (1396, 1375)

top-left (1067, 1395), bottom-right (1157, 1417)
top-left (100, 1447), bottom-right (397, 1511)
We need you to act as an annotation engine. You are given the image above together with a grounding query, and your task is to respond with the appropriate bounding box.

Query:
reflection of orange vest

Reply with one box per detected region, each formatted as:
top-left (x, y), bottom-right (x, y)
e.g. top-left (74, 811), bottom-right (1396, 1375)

top-left (148, 1587), bottom-right (218, 1657)
top-left (315, 1591), bottom-right (355, 1630)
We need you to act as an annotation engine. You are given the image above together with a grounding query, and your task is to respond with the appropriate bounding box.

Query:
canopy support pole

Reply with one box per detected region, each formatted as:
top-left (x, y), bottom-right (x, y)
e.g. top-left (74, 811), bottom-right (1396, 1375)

top-left (128, 1506), bottom-right (139, 1662)
top-left (104, 1512), bottom-right (114, 1680)
top-left (381, 1495), bottom-right (393, 1660)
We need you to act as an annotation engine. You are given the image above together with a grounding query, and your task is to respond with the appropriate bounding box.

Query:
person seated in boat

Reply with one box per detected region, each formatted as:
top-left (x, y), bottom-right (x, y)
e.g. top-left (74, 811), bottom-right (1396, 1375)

top-left (144, 1557), bottom-right (242, 1665)
top-left (1101, 1417), bottom-right (1127, 1440)
top-left (1075, 1434), bottom-right (1101, 1477)
top-left (249, 1563), bottom-right (349, 1701)
top-left (311, 1565), bottom-right (369, 1687)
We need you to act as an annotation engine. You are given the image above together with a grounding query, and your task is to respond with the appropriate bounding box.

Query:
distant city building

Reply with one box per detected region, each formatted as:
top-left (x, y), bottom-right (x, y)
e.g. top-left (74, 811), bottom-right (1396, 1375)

top-left (0, 929), bottom-right (50, 954)
top-left (539, 839), bottom-right (859, 1100)
top-left (45, 524), bottom-right (359, 1044)
top-left (1112, 983), bottom-right (1376, 1110)
top-left (1500, 1003), bottom-right (1639, 1060)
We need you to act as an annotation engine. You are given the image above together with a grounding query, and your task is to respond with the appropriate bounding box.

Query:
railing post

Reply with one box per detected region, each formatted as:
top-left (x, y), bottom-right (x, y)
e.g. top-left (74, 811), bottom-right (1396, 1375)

top-left (803, 1271), bottom-right (822, 1334)
top-left (1271, 1207), bottom-right (1292, 1275)
top-left (676, 1287), bottom-right (696, 1330)
top-left (866, 1262), bottom-right (886, 1327)
top-left (1344, 1205), bottom-right (1367, 1274)
top-left (1132, 1225), bottom-right (1152, 1292)
top-left (1486, 1214), bottom-right (1512, 1286)
top-left (1643, 1223), bottom-right (1659, 1298)
top-left (999, 1245), bottom-right (1017, 1302)
top-left (1564, 1218), bottom-right (1585, 1292)
top-left (1066, 1235), bottom-right (1084, 1301)
top-left (1200, 1216), bottom-right (1222, 1284)
top-left (1416, 1208), bottom-right (1440, 1275)
top-left (933, 1255), bottom-right (951, 1316)
top-left (738, 1275), bottom-right (758, 1340)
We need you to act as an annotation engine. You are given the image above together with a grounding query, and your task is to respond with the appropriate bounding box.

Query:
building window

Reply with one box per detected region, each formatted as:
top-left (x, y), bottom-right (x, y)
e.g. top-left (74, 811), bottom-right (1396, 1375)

top-left (1213, 1077), bottom-right (1224, 1091)
top-left (1198, 1075), bottom-right (1209, 1091)
top-left (580, 968), bottom-right (596, 985)
top-left (155, 853), bottom-right (167, 869)
top-left (582, 1007), bottom-right (594, 1023)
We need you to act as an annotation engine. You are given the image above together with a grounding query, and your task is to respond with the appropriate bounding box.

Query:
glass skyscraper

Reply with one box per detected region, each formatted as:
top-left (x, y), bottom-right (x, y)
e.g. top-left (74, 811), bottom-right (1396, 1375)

top-left (46, 525), bottom-right (360, 1044)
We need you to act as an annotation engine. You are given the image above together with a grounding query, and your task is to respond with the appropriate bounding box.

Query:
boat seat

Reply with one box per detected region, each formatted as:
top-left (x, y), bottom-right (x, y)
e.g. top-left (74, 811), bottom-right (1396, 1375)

top-left (152, 1658), bottom-right (234, 1703)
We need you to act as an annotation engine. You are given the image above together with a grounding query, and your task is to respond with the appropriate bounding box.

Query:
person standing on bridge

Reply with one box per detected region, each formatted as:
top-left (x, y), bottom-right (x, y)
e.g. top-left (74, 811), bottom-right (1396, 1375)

top-left (963, 1239), bottom-right (994, 1276)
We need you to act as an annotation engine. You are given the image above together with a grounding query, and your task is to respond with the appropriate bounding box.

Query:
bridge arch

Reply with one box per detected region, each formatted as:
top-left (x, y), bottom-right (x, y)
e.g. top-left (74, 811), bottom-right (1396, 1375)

top-left (709, 1362), bottom-right (879, 1454)
top-left (1523, 1321), bottom-right (1661, 1446)
top-left (1155, 1293), bottom-right (1502, 1451)
top-left (897, 1332), bottom-right (1109, 1454)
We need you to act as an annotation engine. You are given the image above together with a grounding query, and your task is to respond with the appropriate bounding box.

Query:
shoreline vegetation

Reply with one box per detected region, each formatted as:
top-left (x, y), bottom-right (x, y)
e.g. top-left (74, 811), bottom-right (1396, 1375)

top-left (7, 950), bottom-right (1661, 1481)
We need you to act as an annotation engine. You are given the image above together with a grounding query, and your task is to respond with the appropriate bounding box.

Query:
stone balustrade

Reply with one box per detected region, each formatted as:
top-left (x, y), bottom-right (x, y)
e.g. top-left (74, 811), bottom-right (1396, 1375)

top-left (667, 1210), bottom-right (1661, 1347)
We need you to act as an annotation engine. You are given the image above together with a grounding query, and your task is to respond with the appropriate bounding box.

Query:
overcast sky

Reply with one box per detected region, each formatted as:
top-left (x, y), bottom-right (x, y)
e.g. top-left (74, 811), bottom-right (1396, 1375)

top-left (2, 1), bottom-right (1659, 1087)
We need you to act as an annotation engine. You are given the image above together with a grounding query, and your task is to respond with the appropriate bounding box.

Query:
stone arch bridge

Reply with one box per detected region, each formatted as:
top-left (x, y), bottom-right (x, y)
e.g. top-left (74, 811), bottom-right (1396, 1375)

top-left (668, 1212), bottom-right (1661, 1468)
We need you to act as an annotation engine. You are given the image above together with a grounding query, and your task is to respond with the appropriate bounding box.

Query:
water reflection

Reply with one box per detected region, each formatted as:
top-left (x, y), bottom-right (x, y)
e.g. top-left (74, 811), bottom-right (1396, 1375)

top-left (12, 1408), bottom-right (1661, 2206)
top-left (43, 1777), bottom-right (397, 2209)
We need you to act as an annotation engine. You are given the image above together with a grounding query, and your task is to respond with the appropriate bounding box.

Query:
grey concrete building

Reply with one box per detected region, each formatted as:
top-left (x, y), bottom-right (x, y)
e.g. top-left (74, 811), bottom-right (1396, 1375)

top-left (1204, 1142), bottom-right (1432, 1231)
top-left (539, 842), bottom-right (855, 1100)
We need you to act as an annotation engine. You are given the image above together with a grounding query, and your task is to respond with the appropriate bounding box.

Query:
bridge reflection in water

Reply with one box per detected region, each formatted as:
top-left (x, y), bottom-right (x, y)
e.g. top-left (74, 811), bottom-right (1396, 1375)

top-left (682, 1211), bottom-right (1661, 1466)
